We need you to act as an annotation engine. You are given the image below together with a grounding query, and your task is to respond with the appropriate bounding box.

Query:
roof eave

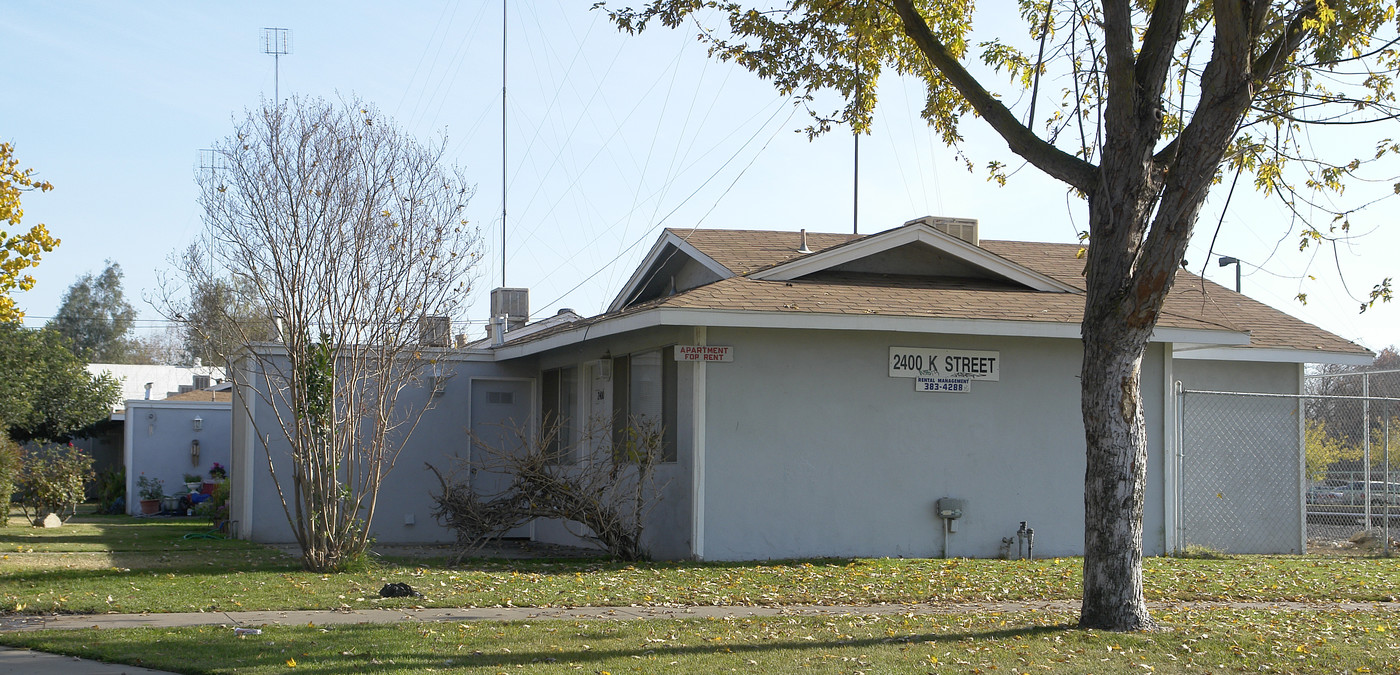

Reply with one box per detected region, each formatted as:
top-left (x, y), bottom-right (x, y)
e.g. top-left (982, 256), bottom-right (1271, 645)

top-left (492, 305), bottom-right (1250, 359)
top-left (1171, 345), bottom-right (1374, 365)
top-left (606, 231), bottom-right (734, 312)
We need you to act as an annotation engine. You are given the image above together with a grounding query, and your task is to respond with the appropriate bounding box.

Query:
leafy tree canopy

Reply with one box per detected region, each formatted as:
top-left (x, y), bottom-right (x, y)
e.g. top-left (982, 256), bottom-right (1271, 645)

top-left (0, 322), bottom-right (120, 443)
top-left (48, 260), bottom-right (137, 363)
top-left (0, 143), bottom-right (60, 322)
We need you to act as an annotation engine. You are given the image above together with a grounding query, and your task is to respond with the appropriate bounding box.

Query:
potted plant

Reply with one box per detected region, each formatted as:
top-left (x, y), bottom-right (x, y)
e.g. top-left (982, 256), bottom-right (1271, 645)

top-left (207, 462), bottom-right (227, 483)
top-left (182, 473), bottom-right (203, 492)
top-left (137, 475), bottom-right (164, 515)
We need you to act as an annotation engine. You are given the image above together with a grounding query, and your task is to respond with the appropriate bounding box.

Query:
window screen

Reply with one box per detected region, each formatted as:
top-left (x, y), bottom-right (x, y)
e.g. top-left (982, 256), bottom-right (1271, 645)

top-left (612, 347), bottom-right (677, 463)
top-left (541, 367), bottom-right (577, 464)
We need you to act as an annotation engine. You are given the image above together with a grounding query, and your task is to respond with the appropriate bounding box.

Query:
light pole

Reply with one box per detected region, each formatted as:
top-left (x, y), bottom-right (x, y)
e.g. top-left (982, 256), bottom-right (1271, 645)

top-left (1218, 256), bottom-right (1241, 293)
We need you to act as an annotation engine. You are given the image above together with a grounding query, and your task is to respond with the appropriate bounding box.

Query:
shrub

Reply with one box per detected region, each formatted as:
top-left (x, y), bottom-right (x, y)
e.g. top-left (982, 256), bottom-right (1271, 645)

top-left (95, 467), bottom-right (125, 514)
top-left (0, 437), bottom-right (21, 525)
top-left (195, 479), bottom-right (230, 525)
top-left (137, 475), bottom-right (163, 501)
top-left (14, 442), bottom-right (94, 525)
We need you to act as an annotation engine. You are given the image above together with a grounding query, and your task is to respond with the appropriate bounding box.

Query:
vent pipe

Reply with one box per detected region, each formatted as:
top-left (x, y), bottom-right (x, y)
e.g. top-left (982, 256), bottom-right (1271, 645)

top-left (491, 315), bottom-right (507, 347)
top-left (797, 229), bottom-right (813, 254)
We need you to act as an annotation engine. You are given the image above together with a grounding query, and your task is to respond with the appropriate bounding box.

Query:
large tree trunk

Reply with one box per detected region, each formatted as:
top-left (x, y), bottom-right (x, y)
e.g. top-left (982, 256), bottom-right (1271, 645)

top-left (1079, 323), bottom-right (1154, 630)
top-left (1076, 177), bottom-right (1161, 631)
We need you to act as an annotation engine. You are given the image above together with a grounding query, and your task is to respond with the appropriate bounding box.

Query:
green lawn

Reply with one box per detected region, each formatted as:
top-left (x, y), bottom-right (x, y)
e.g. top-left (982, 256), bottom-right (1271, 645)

top-left (4, 512), bottom-right (1400, 673)
top-left (2, 608), bottom-right (1397, 674)
top-left (4, 512), bottom-right (1400, 615)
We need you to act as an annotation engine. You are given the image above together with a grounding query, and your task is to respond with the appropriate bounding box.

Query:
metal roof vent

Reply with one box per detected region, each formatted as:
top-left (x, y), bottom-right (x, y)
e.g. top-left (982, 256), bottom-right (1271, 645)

top-left (797, 228), bottom-right (813, 254)
top-left (904, 216), bottom-right (979, 246)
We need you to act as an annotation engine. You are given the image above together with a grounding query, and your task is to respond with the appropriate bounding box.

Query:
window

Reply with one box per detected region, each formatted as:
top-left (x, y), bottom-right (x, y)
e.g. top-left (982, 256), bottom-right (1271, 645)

top-left (612, 347), bottom-right (677, 463)
top-left (541, 367), bottom-right (577, 464)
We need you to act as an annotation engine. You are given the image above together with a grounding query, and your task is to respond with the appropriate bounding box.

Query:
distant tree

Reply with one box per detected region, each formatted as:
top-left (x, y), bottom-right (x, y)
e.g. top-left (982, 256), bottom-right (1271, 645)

top-left (1307, 347), bottom-right (1400, 448)
top-left (48, 261), bottom-right (137, 363)
top-left (0, 322), bottom-right (120, 443)
top-left (159, 246), bottom-right (272, 368)
top-left (180, 96), bottom-right (482, 572)
top-left (1303, 419), bottom-right (1361, 482)
top-left (0, 142), bottom-right (60, 322)
top-left (127, 326), bottom-right (189, 366)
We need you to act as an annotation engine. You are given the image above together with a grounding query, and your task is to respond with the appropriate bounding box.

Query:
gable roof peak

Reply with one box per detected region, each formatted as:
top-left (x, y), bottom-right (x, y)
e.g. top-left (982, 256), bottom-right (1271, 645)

top-left (750, 220), bottom-right (1081, 293)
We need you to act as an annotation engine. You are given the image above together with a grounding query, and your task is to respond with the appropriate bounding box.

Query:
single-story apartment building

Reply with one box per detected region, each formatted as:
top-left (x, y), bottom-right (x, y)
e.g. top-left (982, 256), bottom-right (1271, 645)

top-left (124, 391), bottom-right (232, 514)
top-left (228, 217), bottom-right (1372, 559)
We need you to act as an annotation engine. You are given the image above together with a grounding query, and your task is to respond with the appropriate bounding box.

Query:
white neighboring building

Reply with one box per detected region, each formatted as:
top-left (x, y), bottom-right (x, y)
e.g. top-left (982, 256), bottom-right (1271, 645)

top-left (86, 363), bottom-right (226, 418)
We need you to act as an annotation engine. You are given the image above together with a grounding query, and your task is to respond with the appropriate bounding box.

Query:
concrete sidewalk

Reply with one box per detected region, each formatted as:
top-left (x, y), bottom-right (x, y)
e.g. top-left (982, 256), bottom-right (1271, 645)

top-left (0, 646), bottom-right (178, 674)
top-left (5, 598), bottom-right (1400, 633)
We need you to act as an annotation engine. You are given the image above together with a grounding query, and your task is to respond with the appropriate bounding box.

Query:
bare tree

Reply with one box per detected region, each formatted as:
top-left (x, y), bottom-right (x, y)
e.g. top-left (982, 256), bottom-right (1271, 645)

top-left (177, 96), bottom-right (481, 572)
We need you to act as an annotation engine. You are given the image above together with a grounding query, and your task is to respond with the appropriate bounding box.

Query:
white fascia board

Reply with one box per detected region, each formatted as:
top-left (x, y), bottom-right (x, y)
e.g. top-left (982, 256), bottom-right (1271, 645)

top-left (750, 224), bottom-right (1081, 293)
top-left (243, 342), bottom-right (494, 362)
top-left (606, 231), bottom-right (734, 313)
top-left (1172, 346), bottom-right (1374, 365)
top-left (123, 399), bottom-right (233, 410)
top-left (493, 307), bottom-right (1249, 359)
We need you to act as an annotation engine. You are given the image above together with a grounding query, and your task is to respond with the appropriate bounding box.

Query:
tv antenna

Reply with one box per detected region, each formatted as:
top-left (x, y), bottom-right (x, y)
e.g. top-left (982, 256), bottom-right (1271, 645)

top-left (198, 149), bottom-right (224, 178)
top-left (261, 28), bottom-right (293, 103)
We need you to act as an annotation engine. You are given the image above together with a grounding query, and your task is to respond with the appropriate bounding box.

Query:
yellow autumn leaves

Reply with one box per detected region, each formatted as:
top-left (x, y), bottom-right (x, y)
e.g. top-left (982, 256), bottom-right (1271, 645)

top-left (0, 142), bottom-right (60, 322)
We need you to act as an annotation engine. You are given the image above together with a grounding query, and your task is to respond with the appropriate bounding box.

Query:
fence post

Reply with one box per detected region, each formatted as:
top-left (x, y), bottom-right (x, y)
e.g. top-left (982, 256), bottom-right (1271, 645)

top-left (1298, 367), bottom-right (1307, 555)
top-left (1173, 381), bottom-right (1185, 554)
top-left (1365, 375), bottom-right (1372, 528)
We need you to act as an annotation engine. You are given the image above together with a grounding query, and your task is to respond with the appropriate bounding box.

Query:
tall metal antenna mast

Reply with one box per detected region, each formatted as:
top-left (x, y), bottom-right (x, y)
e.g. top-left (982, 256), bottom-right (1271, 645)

top-left (500, 0), bottom-right (508, 288)
top-left (852, 31), bottom-right (861, 235)
top-left (261, 28), bottom-right (293, 103)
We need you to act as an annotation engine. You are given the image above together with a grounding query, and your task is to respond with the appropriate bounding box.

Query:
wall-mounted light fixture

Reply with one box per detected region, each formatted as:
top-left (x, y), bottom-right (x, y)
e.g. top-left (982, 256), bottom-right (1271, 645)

top-left (190, 438), bottom-right (201, 464)
top-left (192, 416), bottom-right (204, 432)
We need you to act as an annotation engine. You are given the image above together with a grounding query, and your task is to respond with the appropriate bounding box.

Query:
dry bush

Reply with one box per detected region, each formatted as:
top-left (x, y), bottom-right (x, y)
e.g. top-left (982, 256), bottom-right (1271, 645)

top-left (430, 415), bottom-right (665, 562)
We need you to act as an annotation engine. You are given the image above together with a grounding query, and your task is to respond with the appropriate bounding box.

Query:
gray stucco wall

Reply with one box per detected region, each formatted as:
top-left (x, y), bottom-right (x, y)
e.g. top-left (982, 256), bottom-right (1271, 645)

top-left (124, 400), bottom-right (232, 514)
top-left (1173, 359), bottom-right (1304, 554)
top-left (695, 328), bottom-right (1171, 561)
top-left (232, 354), bottom-right (526, 545)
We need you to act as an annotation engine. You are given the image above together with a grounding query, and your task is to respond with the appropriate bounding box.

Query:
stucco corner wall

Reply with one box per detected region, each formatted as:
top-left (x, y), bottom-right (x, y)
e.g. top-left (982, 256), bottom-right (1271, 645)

top-left (124, 400), bottom-right (233, 515)
top-left (695, 328), bottom-right (1171, 561)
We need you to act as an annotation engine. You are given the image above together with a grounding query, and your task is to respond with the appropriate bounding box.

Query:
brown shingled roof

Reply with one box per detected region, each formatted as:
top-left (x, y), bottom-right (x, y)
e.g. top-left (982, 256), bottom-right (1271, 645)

top-left (163, 390), bottom-right (232, 403)
top-left (518, 228), bottom-right (1368, 358)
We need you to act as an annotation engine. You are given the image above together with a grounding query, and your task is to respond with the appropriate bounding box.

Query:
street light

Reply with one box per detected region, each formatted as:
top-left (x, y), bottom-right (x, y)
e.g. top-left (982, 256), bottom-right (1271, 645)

top-left (1218, 256), bottom-right (1241, 293)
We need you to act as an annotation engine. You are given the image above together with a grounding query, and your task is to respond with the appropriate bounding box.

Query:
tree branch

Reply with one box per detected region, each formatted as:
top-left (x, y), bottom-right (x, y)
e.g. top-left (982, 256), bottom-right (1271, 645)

top-left (890, 0), bottom-right (1097, 191)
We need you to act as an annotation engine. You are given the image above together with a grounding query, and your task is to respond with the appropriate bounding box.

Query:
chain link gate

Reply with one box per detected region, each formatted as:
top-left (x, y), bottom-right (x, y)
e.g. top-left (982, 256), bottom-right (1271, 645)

top-left (1178, 385), bottom-right (1400, 556)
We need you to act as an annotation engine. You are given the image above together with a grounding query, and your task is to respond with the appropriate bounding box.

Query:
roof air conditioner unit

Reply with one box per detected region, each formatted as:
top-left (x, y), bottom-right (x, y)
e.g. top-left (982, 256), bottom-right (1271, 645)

top-left (904, 216), bottom-right (979, 246)
top-left (490, 287), bottom-right (530, 330)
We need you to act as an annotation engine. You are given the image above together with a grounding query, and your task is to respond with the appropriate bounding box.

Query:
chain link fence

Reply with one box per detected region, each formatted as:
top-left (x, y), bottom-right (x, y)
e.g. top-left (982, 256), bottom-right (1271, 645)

top-left (1179, 371), bottom-right (1400, 557)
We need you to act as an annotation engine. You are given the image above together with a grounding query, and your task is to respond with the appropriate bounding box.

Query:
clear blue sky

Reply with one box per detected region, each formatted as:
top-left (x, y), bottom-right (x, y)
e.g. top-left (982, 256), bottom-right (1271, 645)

top-left (4, 1), bottom-right (1395, 353)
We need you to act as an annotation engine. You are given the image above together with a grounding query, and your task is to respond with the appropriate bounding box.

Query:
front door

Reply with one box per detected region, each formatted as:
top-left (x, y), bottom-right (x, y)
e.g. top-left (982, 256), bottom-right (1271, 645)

top-left (469, 378), bottom-right (534, 538)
